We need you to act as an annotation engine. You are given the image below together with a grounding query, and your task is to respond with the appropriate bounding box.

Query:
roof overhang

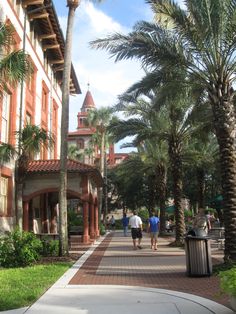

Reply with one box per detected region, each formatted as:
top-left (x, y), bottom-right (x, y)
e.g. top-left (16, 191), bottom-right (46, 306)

top-left (27, 159), bottom-right (103, 187)
top-left (22, 0), bottom-right (81, 95)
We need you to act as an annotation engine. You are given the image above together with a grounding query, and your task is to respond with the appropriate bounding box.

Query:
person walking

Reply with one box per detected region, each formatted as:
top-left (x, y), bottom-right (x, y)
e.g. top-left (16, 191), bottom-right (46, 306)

top-left (110, 215), bottom-right (116, 231)
top-left (121, 212), bottom-right (129, 236)
top-left (148, 211), bottom-right (160, 250)
top-left (129, 210), bottom-right (143, 250)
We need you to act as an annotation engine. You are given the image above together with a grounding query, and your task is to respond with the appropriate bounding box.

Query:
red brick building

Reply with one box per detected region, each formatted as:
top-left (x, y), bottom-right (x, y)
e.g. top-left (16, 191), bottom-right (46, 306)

top-left (68, 88), bottom-right (129, 166)
top-left (0, 0), bottom-right (102, 244)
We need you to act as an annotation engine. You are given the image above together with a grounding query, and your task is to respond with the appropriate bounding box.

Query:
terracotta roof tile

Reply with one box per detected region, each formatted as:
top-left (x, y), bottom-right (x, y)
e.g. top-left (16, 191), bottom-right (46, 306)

top-left (27, 159), bottom-right (103, 186)
top-left (68, 129), bottom-right (95, 136)
top-left (81, 91), bottom-right (95, 110)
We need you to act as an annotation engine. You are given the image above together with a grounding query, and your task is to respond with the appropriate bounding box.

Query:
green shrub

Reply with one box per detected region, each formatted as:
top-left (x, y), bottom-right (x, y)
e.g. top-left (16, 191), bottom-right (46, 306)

top-left (99, 223), bottom-right (106, 235)
top-left (68, 210), bottom-right (83, 228)
top-left (0, 229), bottom-right (42, 268)
top-left (219, 267), bottom-right (236, 296)
top-left (138, 207), bottom-right (149, 222)
top-left (115, 219), bottom-right (123, 229)
top-left (41, 236), bottom-right (59, 256)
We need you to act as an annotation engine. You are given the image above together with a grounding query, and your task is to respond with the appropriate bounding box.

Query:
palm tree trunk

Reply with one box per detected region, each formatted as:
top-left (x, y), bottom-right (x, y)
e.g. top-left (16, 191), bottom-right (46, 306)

top-left (209, 84), bottom-right (236, 261)
top-left (156, 165), bottom-right (167, 234)
top-left (59, 1), bottom-right (78, 256)
top-left (197, 168), bottom-right (205, 209)
top-left (99, 132), bottom-right (105, 222)
top-left (15, 160), bottom-right (22, 230)
top-left (103, 150), bottom-right (108, 221)
top-left (148, 174), bottom-right (156, 214)
top-left (169, 136), bottom-right (185, 245)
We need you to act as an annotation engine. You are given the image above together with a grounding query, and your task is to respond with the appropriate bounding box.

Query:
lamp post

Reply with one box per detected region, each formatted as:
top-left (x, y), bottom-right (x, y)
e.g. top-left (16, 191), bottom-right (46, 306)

top-left (59, 0), bottom-right (80, 256)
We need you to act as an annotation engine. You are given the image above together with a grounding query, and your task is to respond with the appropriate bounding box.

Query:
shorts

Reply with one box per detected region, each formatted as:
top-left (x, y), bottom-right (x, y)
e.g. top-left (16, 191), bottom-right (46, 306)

top-left (131, 228), bottom-right (142, 239)
top-left (150, 232), bottom-right (158, 240)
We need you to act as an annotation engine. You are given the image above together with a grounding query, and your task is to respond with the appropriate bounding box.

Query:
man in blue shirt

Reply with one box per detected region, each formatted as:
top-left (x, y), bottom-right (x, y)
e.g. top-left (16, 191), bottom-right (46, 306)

top-left (121, 212), bottom-right (129, 237)
top-left (148, 211), bottom-right (160, 250)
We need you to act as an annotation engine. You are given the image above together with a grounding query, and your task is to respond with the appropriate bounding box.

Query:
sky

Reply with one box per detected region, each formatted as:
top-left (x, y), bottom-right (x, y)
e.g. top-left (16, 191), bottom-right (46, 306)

top-left (52, 0), bottom-right (183, 152)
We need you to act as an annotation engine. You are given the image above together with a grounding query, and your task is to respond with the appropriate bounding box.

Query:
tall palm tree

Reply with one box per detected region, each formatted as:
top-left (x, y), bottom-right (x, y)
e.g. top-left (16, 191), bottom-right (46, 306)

top-left (86, 107), bottom-right (114, 176)
top-left (86, 106), bottom-right (115, 219)
top-left (138, 139), bottom-right (168, 234)
top-left (91, 0), bottom-right (236, 261)
top-left (0, 124), bottom-right (52, 229)
top-left (110, 84), bottom-right (197, 244)
top-left (185, 135), bottom-right (219, 209)
top-left (59, 0), bottom-right (104, 256)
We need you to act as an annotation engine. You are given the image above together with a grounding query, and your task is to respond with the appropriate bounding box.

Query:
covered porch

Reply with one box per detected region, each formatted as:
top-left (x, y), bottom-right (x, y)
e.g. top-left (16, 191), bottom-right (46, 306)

top-left (22, 159), bottom-right (103, 244)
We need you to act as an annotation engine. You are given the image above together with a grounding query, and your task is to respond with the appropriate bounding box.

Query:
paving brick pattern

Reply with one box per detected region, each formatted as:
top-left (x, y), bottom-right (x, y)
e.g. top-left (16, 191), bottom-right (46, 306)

top-left (69, 231), bottom-right (230, 308)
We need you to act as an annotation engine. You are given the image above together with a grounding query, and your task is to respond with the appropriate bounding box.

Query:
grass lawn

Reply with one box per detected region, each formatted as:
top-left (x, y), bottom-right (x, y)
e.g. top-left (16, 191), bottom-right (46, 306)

top-left (0, 262), bottom-right (73, 311)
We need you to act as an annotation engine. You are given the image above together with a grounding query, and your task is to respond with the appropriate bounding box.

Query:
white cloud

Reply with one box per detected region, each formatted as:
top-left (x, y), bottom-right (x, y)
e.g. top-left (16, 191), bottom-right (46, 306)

top-left (83, 2), bottom-right (122, 34)
top-left (66, 2), bottom-right (144, 135)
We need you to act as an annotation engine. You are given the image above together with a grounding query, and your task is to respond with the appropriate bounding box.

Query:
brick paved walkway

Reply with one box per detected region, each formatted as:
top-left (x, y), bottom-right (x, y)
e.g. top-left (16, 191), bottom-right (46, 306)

top-left (69, 231), bottom-right (229, 308)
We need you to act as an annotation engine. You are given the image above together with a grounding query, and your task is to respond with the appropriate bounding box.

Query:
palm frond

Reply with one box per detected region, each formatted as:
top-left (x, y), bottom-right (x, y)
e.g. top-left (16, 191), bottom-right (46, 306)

top-left (0, 143), bottom-right (16, 164)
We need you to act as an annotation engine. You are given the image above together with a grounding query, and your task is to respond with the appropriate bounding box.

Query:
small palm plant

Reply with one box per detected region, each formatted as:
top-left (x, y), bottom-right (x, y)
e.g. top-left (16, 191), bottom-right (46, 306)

top-left (0, 124), bottom-right (52, 229)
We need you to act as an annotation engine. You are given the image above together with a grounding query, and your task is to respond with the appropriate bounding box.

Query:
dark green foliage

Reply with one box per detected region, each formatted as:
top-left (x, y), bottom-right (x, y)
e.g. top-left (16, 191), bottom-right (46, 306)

top-left (68, 209), bottom-right (83, 228)
top-left (0, 229), bottom-right (42, 268)
top-left (99, 223), bottom-right (106, 235)
top-left (115, 219), bottom-right (123, 230)
top-left (138, 208), bottom-right (150, 222)
top-left (219, 267), bottom-right (236, 296)
top-left (40, 237), bottom-right (59, 257)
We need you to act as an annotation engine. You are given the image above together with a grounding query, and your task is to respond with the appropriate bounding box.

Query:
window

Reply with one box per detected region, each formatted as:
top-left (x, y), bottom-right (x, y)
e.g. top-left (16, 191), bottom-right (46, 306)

top-left (77, 139), bottom-right (84, 149)
top-left (42, 89), bottom-right (48, 111)
top-left (0, 177), bottom-right (8, 215)
top-left (1, 93), bottom-right (11, 143)
top-left (50, 142), bottom-right (55, 159)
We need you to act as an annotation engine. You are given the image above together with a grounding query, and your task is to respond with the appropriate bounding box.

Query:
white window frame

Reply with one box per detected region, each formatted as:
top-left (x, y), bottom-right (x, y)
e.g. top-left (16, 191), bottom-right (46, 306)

top-left (0, 176), bottom-right (8, 215)
top-left (1, 93), bottom-right (11, 143)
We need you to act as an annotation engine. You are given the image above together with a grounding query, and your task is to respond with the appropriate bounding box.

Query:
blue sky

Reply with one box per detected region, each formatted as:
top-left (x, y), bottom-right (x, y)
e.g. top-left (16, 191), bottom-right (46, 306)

top-left (52, 0), bottom-right (153, 152)
top-left (52, 0), bottom-right (182, 152)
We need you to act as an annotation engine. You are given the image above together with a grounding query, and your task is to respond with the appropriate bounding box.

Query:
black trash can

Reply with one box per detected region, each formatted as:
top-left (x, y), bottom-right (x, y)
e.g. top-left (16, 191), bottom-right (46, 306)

top-left (185, 233), bottom-right (212, 277)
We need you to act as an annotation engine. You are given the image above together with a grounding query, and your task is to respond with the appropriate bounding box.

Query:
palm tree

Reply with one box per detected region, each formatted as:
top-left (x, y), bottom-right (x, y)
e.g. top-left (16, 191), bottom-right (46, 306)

top-left (0, 22), bottom-right (32, 95)
top-left (86, 106), bottom-right (115, 220)
top-left (138, 139), bottom-right (168, 234)
top-left (59, 0), bottom-right (104, 256)
top-left (68, 144), bottom-right (83, 161)
top-left (185, 135), bottom-right (219, 209)
top-left (0, 124), bottom-right (52, 229)
top-left (91, 0), bottom-right (236, 261)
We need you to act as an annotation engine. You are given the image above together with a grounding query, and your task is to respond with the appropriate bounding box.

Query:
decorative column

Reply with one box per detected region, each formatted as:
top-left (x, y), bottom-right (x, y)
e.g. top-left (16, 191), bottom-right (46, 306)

top-left (94, 202), bottom-right (100, 237)
top-left (23, 201), bottom-right (29, 231)
top-left (82, 201), bottom-right (90, 243)
top-left (89, 201), bottom-right (95, 240)
top-left (50, 204), bottom-right (57, 234)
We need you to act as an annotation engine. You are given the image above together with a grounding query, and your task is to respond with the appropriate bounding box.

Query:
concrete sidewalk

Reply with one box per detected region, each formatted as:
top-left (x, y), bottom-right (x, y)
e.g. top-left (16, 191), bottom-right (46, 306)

top-left (1, 232), bottom-right (234, 314)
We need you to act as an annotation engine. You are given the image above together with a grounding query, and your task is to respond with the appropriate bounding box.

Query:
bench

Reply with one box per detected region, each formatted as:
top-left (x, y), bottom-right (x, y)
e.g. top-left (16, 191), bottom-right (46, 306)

top-left (69, 226), bottom-right (83, 235)
top-left (208, 227), bottom-right (225, 239)
top-left (217, 238), bottom-right (225, 250)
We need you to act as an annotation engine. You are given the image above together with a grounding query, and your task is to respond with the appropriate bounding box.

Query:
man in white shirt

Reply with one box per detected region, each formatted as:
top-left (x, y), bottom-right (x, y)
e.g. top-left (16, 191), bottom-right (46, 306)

top-left (129, 210), bottom-right (143, 250)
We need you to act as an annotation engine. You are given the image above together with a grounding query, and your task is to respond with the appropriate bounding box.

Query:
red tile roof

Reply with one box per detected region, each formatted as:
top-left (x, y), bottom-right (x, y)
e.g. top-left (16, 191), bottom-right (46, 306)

top-left (68, 129), bottom-right (95, 136)
top-left (81, 90), bottom-right (95, 110)
top-left (27, 159), bottom-right (103, 186)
